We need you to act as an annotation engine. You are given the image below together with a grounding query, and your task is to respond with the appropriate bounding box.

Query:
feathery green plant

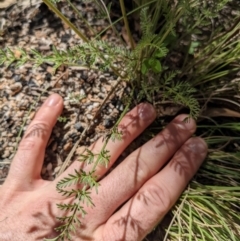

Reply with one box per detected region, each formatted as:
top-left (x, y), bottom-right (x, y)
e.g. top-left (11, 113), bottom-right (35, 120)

top-left (44, 135), bottom-right (120, 240)
top-left (1, 0), bottom-right (240, 240)
top-left (0, 5), bottom-right (200, 118)
top-left (44, 100), bottom-right (130, 240)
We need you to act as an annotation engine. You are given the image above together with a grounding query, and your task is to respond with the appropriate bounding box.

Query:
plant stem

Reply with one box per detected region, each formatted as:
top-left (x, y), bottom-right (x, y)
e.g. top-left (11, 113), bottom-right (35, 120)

top-left (43, 0), bottom-right (125, 80)
top-left (98, 0), bottom-right (124, 42)
top-left (65, 0), bottom-right (97, 37)
top-left (94, 0), bottom-right (158, 39)
top-left (119, 0), bottom-right (135, 49)
top-left (43, 0), bottom-right (88, 42)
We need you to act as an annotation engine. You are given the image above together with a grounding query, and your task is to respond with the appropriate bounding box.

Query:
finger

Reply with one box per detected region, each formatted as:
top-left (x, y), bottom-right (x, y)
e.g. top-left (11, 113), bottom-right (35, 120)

top-left (54, 103), bottom-right (156, 186)
top-left (7, 94), bottom-right (63, 186)
top-left (89, 114), bottom-right (196, 227)
top-left (97, 137), bottom-right (207, 241)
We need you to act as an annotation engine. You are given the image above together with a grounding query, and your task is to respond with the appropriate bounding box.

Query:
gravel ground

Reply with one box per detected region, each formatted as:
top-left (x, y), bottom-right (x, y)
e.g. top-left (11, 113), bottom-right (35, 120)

top-left (0, 1), bottom-right (128, 183)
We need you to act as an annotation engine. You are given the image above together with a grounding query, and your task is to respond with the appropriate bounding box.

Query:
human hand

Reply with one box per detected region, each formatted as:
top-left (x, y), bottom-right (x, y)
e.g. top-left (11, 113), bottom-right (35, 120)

top-left (0, 93), bottom-right (207, 241)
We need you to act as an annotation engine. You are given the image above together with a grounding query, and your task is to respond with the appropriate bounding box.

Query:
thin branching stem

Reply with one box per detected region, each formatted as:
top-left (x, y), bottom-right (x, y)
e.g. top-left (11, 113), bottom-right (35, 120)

top-left (94, 0), bottom-right (158, 39)
top-left (98, 0), bottom-right (124, 43)
top-left (119, 0), bottom-right (135, 49)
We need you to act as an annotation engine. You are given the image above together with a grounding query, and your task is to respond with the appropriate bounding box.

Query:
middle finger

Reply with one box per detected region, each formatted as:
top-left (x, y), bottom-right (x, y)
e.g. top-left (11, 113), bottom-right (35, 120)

top-left (53, 103), bottom-right (156, 190)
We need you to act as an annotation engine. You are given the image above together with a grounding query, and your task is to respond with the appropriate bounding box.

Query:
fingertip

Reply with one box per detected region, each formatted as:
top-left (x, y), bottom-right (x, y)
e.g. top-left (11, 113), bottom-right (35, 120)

top-left (173, 114), bottom-right (197, 133)
top-left (43, 93), bottom-right (63, 107)
top-left (118, 103), bottom-right (156, 140)
top-left (39, 93), bottom-right (63, 123)
top-left (137, 102), bottom-right (156, 122)
top-left (186, 137), bottom-right (208, 160)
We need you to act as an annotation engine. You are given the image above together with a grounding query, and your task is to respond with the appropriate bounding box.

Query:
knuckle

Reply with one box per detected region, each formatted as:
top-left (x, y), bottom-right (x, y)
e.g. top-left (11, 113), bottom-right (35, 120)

top-left (18, 139), bottom-right (36, 150)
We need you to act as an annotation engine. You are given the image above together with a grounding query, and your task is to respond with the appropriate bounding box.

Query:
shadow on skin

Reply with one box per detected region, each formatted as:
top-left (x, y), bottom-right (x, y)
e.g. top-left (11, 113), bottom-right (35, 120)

top-left (47, 104), bottom-right (154, 240)
top-left (113, 211), bottom-right (145, 241)
top-left (24, 123), bottom-right (49, 140)
top-left (35, 108), bottom-right (199, 241)
top-left (27, 200), bottom-right (94, 241)
top-left (118, 111), bottom-right (145, 140)
top-left (107, 117), bottom-right (201, 241)
top-left (27, 201), bottom-right (60, 240)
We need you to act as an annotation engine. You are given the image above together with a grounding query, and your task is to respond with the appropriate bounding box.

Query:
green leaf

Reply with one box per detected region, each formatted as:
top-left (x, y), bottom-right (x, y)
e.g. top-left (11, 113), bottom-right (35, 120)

top-left (146, 58), bottom-right (161, 73)
top-left (152, 60), bottom-right (162, 73)
top-left (147, 57), bottom-right (155, 66)
top-left (141, 60), bottom-right (148, 75)
top-left (188, 41), bottom-right (200, 55)
top-left (154, 49), bottom-right (165, 58)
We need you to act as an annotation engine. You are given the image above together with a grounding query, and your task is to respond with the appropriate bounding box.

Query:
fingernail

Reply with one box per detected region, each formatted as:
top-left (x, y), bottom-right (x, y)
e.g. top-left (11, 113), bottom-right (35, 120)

top-left (138, 103), bottom-right (156, 121)
top-left (44, 94), bottom-right (61, 106)
top-left (174, 114), bottom-right (196, 132)
top-left (187, 137), bottom-right (208, 156)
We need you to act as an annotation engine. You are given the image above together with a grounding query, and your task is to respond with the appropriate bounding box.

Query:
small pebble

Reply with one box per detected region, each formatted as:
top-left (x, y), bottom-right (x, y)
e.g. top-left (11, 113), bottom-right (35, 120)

top-left (103, 119), bottom-right (112, 128)
top-left (28, 111), bottom-right (36, 120)
top-left (74, 122), bottom-right (84, 132)
top-left (47, 162), bottom-right (53, 172)
top-left (63, 141), bottom-right (72, 151)
top-left (86, 114), bottom-right (93, 120)
top-left (1, 131), bottom-right (7, 137)
top-left (2, 150), bottom-right (10, 158)
top-left (54, 166), bottom-right (61, 175)
top-left (9, 82), bottom-right (23, 96)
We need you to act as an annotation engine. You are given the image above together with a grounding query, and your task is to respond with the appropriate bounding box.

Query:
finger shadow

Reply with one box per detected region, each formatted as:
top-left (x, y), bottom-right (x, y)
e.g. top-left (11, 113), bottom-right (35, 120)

top-left (118, 108), bottom-right (148, 140)
top-left (28, 200), bottom-right (94, 240)
top-left (28, 201), bottom-right (61, 240)
top-left (110, 117), bottom-right (199, 240)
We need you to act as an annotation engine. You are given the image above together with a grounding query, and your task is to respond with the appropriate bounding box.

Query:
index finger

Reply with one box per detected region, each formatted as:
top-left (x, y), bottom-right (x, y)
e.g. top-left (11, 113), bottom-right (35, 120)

top-left (6, 94), bottom-right (63, 188)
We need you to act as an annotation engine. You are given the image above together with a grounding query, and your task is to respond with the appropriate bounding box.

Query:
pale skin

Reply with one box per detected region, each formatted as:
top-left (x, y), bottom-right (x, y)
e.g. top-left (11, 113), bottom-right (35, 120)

top-left (0, 93), bottom-right (207, 241)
